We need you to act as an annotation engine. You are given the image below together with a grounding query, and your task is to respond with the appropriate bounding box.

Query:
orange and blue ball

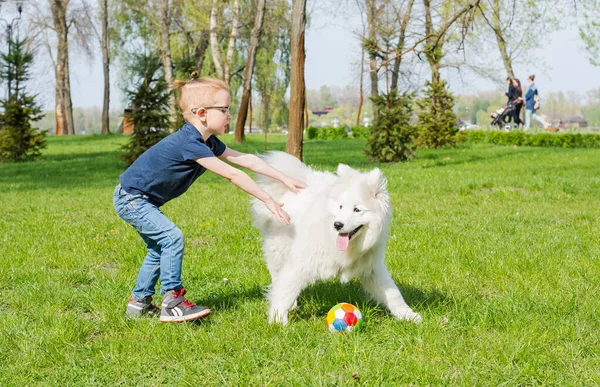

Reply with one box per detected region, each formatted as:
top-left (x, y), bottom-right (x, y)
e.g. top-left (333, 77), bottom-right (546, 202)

top-left (326, 303), bottom-right (364, 333)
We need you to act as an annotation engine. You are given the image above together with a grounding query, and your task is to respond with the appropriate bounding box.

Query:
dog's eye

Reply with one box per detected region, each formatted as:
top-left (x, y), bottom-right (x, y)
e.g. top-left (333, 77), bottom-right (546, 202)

top-left (353, 207), bottom-right (361, 213)
top-left (339, 205), bottom-right (342, 209)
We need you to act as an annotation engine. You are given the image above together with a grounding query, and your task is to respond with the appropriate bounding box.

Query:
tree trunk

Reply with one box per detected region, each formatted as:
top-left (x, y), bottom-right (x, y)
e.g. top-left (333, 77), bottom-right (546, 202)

top-left (492, 0), bottom-right (514, 78)
top-left (390, 0), bottom-right (414, 91)
top-left (100, 0), bottom-right (110, 134)
top-left (235, 0), bottom-right (266, 143)
top-left (50, 0), bottom-right (74, 135)
top-left (63, 38), bottom-right (75, 135)
top-left (423, 0), bottom-right (441, 84)
top-left (159, 0), bottom-right (177, 130)
top-left (366, 0), bottom-right (379, 100)
top-left (55, 88), bottom-right (65, 135)
top-left (262, 90), bottom-right (270, 151)
top-left (209, 0), bottom-right (224, 79)
top-left (210, 0), bottom-right (240, 84)
top-left (356, 47), bottom-right (364, 127)
top-left (224, 0), bottom-right (241, 85)
top-left (286, 0), bottom-right (307, 161)
top-left (195, 30), bottom-right (210, 72)
top-left (249, 96), bottom-right (253, 134)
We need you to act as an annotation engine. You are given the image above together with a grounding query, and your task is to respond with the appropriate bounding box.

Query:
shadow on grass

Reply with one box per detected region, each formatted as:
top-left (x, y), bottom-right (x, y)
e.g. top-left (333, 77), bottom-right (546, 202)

top-left (293, 280), bottom-right (448, 319)
top-left (195, 284), bottom-right (265, 312)
top-left (0, 151), bottom-right (127, 192)
top-left (195, 277), bottom-right (449, 321)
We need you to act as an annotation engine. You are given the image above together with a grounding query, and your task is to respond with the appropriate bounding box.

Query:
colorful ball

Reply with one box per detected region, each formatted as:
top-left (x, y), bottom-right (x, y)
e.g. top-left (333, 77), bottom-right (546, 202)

top-left (326, 303), bottom-right (364, 333)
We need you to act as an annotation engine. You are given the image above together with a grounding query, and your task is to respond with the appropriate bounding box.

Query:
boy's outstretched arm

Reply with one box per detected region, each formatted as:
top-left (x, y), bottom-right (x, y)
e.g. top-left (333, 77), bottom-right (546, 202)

top-left (218, 147), bottom-right (306, 192)
top-left (196, 156), bottom-right (291, 224)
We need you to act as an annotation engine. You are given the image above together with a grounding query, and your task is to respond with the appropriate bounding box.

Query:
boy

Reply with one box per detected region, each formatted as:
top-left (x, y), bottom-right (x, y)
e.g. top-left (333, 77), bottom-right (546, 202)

top-left (113, 74), bottom-right (305, 322)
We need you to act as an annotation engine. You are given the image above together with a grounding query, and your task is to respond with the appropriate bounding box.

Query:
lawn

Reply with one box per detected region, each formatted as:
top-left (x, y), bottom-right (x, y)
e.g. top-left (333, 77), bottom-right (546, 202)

top-left (1, 134), bottom-right (599, 385)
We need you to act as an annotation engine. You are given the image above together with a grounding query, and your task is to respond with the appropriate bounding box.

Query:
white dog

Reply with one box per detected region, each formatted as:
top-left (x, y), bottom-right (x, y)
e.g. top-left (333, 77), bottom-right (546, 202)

top-left (251, 152), bottom-right (422, 325)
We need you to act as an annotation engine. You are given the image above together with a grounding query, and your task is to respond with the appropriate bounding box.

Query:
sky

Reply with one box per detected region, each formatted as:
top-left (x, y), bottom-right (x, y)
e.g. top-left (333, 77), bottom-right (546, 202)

top-left (9, 1), bottom-right (599, 111)
top-left (303, 4), bottom-right (600, 99)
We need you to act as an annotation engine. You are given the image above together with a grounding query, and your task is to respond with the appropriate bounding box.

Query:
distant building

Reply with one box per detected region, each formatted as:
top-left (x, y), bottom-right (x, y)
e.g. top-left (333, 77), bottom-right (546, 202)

top-left (559, 115), bottom-right (588, 129)
top-left (311, 106), bottom-right (334, 117)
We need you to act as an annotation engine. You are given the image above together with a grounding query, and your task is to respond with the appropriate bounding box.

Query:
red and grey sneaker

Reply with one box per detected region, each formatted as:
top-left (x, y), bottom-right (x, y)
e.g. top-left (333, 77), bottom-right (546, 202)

top-left (126, 296), bottom-right (160, 317)
top-left (160, 288), bottom-right (211, 322)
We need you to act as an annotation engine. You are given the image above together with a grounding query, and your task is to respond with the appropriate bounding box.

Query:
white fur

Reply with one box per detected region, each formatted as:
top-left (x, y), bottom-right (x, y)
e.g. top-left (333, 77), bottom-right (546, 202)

top-left (251, 151), bottom-right (422, 325)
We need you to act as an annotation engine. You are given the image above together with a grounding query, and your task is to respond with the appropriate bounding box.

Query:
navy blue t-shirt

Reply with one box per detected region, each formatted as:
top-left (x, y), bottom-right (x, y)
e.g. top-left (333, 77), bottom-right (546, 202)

top-left (120, 122), bottom-right (226, 206)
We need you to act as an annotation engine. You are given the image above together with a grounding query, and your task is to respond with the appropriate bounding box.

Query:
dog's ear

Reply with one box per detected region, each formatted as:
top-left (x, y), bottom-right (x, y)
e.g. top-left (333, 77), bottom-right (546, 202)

top-left (337, 163), bottom-right (357, 178)
top-left (367, 168), bottom-right (388, 198)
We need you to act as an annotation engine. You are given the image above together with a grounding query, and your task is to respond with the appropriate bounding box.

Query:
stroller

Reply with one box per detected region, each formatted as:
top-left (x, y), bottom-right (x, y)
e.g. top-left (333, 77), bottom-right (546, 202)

top-left (490, 102), bottom-right (518, 131)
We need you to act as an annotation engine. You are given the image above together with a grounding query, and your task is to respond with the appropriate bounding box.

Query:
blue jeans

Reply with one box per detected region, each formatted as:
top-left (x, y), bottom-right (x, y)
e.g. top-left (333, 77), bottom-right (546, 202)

top-left (525, 109), bottom-right (547, 129)
top-left (113, 185), bottom-right (184, 301)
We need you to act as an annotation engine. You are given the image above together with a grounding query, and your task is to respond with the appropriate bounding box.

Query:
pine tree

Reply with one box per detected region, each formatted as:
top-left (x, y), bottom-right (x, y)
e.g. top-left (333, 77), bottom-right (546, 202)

top-left (0, 38), bottom-right (46, 162)
top-left (415, 80), bottom-right (458, 149)
top-left (121, 52), bottom-right (170, 165)
top-left (365, 89), bottom-right (417, 162)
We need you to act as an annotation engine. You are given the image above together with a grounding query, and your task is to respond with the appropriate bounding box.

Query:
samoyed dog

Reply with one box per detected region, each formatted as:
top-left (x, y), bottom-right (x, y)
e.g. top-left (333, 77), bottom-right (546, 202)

top-left (251, 152), bottom-right (422, 325)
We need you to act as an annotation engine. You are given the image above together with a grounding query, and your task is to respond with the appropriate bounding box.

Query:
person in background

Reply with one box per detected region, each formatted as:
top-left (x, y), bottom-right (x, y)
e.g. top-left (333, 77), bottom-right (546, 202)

top-left (508, 78), bottom-right (523, 127)
top-left (505, 76), bottom-right (515, 105)
top-left (524, 74), bottom-right (550, 130)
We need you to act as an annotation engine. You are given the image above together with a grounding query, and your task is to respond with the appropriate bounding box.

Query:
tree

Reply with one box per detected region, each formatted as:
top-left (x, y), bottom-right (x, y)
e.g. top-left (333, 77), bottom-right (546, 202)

top-left (0, 38), bottom-right (46, 162)
top-left (286, 0), bottom-right (307, 160)
top-left (159, 0), bottom-right (177, 129)
top-left (29, 0), bottom-right (95, 135)
top-left (474, 0), bottom-right (561, 79)
top-left (389, 0), bottom-right (415, 91)
top-left (210, 0), bottom-right (241, 85)
top-left (364, 0), bottom-right (384, 101)
top-left (234, 0), bottom-right (266, 143)
top-left (100, 0), bottom-right (110, 134)
top-left (82, 0), bottom-right (111, 134)
top-left (121, 52), bottom-right (170, 165)
top-left (416, 80), bottom-right (458, 149)
top-left (365, 89), bottom-right (417, 162)
top-left (49, 0), bottom-right (75, 135)
top-left (318, 85), bottom-right (335, 108)
top-left (577, 0), bottom-right (600, 66)
top-left (174, 0), bottom-right (211, 75)
top-left (254, 0), bottom-right (291, 135)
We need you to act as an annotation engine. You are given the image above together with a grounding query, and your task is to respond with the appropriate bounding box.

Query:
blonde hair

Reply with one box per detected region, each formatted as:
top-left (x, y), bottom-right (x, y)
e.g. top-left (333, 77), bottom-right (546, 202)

top-left (175, 72), bottom-right (229, 119)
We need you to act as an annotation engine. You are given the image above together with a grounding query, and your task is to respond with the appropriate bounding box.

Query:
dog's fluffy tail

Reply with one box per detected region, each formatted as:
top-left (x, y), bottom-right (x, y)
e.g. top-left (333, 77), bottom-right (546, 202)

top-left (255, 151), bottom-right (311, 201)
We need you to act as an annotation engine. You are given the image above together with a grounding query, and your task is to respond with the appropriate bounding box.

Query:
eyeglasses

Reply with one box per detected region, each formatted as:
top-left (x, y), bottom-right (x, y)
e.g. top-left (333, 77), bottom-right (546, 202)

top-left (191, 106), bottom-right (230, 115)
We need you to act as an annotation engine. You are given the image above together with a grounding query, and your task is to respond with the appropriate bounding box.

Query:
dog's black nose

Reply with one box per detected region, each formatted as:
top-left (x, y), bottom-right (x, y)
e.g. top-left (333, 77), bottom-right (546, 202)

top-left (334, 221), bottom-right (344, 231)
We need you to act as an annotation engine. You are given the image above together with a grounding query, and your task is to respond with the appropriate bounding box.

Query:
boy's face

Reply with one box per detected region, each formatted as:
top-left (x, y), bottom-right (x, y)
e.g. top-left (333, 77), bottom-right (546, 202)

top-left (204, 90), bottom-right (231, 134)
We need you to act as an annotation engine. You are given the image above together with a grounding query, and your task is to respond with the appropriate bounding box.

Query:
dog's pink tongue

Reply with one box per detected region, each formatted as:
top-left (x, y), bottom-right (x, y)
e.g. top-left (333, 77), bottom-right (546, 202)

top-left (336, 233), bottom-right (350, 251)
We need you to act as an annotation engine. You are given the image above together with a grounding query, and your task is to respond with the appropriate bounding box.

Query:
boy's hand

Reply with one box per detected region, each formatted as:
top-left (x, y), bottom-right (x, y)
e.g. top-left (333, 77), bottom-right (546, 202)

top-left (282, 176), bottom-right (307, 194)
top-left (265, 198), bottom-right (291, 224)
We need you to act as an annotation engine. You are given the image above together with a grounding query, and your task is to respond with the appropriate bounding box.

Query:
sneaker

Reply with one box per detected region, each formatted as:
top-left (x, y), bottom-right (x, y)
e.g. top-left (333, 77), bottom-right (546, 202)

top-left (126, 296), bottom-right (160, 317)
top-left (160, 288), bottom-right (211, 322)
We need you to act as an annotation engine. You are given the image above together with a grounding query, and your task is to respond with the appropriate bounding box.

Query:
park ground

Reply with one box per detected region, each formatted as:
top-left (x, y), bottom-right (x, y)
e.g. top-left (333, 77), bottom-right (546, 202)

top-left (1, 134), bottom-right (599, 385)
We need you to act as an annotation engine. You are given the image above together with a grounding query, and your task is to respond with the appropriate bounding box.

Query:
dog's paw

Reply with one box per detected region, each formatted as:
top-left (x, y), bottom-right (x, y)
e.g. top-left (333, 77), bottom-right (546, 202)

top-left (268, 308), bottom-right (289, 325)
top-left (393, 309), bottom-right (422, 324)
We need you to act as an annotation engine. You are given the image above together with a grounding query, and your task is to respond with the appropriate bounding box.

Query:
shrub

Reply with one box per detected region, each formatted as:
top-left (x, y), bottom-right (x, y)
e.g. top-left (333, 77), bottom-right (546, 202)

top-left (307, 126), bottom-right (318, 140)
top-left (0, 38), bottom-right (46, 162)
top-left (464, 130), bottom-right (600, 148)
top-left (318, 126), bottom-right (348, 140)
top-left (121, 52), bottom-right (170, 165)
top-left (306, 126), bottom-right (348, 140)
top-left (351, 126), bottom-right (370, 139)
top-left (365, 89), bottom-right (417, 162)
top-left (416, 80), bottom-right (458, 149)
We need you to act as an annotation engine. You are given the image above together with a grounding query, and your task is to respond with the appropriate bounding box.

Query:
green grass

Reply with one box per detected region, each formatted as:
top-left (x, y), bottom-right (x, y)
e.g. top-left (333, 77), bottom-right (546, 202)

top-left (1, 134), bottom-right (599, 385)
